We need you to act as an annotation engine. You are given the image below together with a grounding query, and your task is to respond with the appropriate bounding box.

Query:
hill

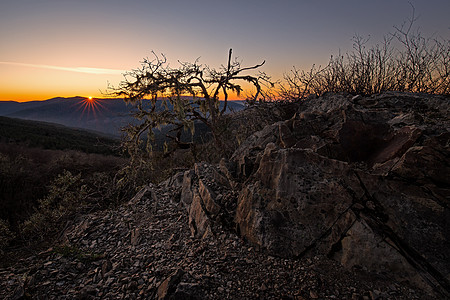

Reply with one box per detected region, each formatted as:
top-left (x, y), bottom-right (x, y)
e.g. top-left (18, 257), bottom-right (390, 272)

top-left (0, 116), bottom-right (127, 231)
top-left (0, 116), bottom-right (119, 155)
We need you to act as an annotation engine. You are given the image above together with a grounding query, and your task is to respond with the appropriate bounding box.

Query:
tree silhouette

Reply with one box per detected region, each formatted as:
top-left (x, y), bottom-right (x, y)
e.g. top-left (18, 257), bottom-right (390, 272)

top-left (113, 49), bottom-right (270, 154)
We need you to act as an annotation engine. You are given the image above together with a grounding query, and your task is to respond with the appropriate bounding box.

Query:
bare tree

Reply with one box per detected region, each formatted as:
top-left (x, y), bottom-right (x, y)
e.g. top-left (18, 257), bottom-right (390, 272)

top-left (113, 49), bottom-right (269, 155)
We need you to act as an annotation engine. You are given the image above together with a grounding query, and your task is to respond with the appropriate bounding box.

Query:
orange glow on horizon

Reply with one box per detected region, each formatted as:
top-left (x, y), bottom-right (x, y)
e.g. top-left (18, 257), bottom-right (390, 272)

top-left (0, 61), bottom-right (125, 102)
top-left (0, 60), bottom-right (265, 102)
top-left (0, 92), bottom-right (107, 103)
top-left (0, 56), bottom-right (268, 102)
top-left (0, 86), bottom-right (250, 103)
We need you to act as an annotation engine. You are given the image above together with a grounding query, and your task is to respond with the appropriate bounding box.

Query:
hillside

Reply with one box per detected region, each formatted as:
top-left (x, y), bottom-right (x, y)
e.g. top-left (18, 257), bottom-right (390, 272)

top-left (0, 92), bottom-right (448, 299)
top-left (0, 116), bottom-right (128, 244)
top-left (0, 116), bottom-right (119, 155)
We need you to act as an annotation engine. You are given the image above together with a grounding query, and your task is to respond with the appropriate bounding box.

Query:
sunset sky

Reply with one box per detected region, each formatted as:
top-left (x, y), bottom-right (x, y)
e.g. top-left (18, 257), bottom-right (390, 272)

top-left (1, 0), bottom-right (449, 102)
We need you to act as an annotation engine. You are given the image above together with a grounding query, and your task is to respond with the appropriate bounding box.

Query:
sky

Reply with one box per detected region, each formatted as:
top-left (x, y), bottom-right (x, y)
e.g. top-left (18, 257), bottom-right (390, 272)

top-left (1, 0), bottom-right (449, 102)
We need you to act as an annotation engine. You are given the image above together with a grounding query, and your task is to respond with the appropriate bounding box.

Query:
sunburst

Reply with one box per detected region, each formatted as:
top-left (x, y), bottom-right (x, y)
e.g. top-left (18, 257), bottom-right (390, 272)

top-left (73, 97), bottom-right (107, 119)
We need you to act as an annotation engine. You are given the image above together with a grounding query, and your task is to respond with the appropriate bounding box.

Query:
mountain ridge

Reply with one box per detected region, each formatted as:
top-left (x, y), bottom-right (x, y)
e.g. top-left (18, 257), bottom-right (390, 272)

top-left (0, 97), bottom-right (245, 136)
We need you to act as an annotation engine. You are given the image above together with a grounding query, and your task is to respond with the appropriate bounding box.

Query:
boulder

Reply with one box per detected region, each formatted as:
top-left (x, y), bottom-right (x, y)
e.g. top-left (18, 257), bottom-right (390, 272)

top-left (157, 269), bottom-right (184, 300)
top-left (180, 163), bottom-right (227, 238)
top-left (235, 145), bottom-right (359, 257)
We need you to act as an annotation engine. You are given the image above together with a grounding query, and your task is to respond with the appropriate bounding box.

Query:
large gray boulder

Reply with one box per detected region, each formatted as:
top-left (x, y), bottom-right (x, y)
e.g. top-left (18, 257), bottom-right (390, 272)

top-left (235, 145), bottom-right (359, 258)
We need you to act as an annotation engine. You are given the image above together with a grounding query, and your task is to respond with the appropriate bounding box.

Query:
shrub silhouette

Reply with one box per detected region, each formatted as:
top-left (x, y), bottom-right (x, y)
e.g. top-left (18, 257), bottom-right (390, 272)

top-left (111, 49), bottom-right (272, 187)
top-left (280, 7), bottom-right (449, 99)
top-left (112, 49), bottom-right (270, 154)
top-left (21, 170), bottom-right (88, 240)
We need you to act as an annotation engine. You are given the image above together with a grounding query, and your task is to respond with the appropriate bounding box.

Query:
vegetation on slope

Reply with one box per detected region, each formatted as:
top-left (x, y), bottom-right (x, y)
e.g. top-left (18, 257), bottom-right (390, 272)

top-left (0, 116), bottom-right (120, 155)
top-left (0, 119), bottom-right (130, 261)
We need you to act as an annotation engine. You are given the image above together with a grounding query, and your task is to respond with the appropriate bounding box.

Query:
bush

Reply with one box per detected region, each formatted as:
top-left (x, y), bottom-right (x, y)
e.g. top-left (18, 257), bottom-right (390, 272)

top-left (280, 7), bottom-right (450, 99)
top-left (112, 49), bottom-right (272, 157)
top-left (110, 49), bottom-right (275, 186)
top-left (0, 219), bottom-right (14, 255)
top-left (0, 143), bottom-right (128, 229)
top-left (0, 145), bottom-right (130, 246)
top-left (21, 170), bottom-right (88, 240)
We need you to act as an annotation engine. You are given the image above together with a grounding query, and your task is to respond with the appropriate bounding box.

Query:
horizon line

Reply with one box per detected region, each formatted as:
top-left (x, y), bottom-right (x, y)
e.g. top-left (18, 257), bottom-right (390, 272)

top-left (0, 95), bottom-right (245, 102)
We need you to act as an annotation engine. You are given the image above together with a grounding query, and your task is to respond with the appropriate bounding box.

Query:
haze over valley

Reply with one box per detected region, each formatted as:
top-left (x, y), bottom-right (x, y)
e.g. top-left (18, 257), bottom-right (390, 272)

top-left (0, 97), bottom-right (245, 137)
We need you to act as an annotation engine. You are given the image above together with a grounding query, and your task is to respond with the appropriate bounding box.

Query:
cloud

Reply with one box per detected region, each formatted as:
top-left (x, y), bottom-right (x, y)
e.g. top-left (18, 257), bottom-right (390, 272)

top-left (0, 61), bottom-right (126, 75)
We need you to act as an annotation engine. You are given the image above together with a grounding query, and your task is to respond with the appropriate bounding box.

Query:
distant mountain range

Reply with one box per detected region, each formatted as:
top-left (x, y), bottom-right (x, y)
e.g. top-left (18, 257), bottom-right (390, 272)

top-left (0, 97), bottom-right (245, 137)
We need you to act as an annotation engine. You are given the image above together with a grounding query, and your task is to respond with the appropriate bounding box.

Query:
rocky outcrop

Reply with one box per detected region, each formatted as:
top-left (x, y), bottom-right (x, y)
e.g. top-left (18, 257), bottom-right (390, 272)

top-left (1, 92), bottom-right (448, 299)
top-left (181, 92), bottom-right (450, 297)
top-left (235, 146), bottom-right (359, 258)
top-left (4, 175), bottom-right (427, 300)
top-left (180, 163), bottom-right (227, 239)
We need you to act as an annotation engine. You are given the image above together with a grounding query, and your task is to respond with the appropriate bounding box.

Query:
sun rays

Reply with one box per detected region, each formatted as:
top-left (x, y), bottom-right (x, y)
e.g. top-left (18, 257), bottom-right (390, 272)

top-left (73, 97), bottom-right (107, 120)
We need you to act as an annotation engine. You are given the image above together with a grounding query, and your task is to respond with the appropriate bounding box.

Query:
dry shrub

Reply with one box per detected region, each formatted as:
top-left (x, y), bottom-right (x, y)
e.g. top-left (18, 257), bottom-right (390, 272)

top-left (21, 171), bottom-right (88, 240)
top-left (0, 142), bottom-right (132, 249)
top-left (0, 219), bottom-right (14, 255)
top-left (280, 7), bottom-right (449, 99)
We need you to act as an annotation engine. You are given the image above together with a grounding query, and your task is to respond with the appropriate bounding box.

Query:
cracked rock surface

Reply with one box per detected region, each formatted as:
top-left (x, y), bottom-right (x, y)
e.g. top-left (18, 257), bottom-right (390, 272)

top-left (227, 92), bottom-right (450, 298)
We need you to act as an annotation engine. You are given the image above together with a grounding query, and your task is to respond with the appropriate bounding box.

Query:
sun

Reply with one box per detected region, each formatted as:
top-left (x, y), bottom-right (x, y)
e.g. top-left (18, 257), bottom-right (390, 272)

top-left (88, 96), bottom-right (93, 100)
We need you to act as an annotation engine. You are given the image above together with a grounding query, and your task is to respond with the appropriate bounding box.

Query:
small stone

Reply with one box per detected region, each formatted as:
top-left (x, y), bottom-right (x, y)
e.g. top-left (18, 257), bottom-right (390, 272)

top-left (353, 203), bottom-right (364, 210)
top-left (157, 269), bottom-right (184, 299)
top-left (105, 277), bottom-right (115, 286)
top-left (370, 290), bottom-right (382, 299)
top-left (128, 281), bottom-right (138, 290)
top-left (10, 285), bottom-right (25, 300)
top-left (310, 290), bottom-right (319, 299)
top-left (102, 260), bottom-right (113, 275)
top-left (366, 201), bottom-right (376, 210)
top-left (351, 95), bottom-right (362, 102)
top-left (131, 228), bottom-right (141, 246)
